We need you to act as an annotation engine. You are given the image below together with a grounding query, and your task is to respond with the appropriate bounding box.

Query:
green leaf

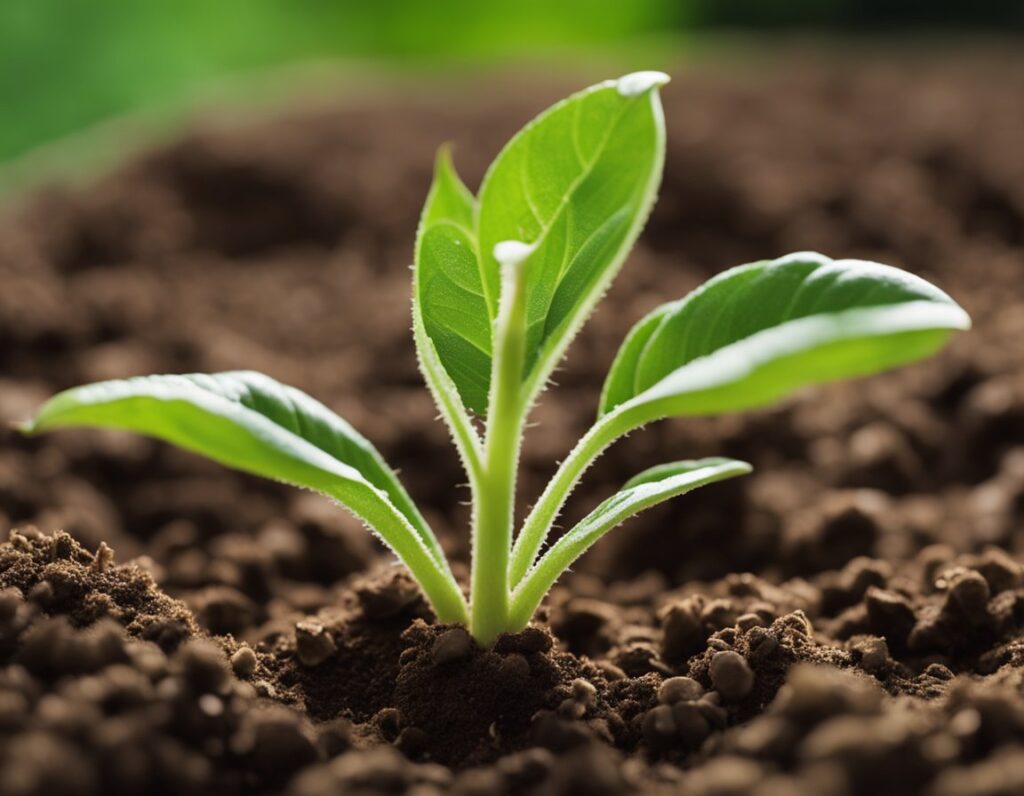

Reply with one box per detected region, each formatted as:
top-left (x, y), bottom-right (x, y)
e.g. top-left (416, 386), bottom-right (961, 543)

top-left (599, 252), bottom-right (971, 420)
top-left (22, 371), bottom-right (468, 623)
top-left (508, 457), bottom-right (750, 629)
top-left (414, 73), bottom-right (669, 418)
top-left (478, 71), bottom-right (668, 406)
top-left (421, 145), bottom-right (475, 230)
top-left (416, 222), bottom-right (492, 412)
top-left (413, 150), bottom-right (486, 480)
top-left (511, 252), bottom-right (971, 588)
top-left (415, 149), bottom-right (492, 416)
top-left (598, 301), bottom-right (673, 419)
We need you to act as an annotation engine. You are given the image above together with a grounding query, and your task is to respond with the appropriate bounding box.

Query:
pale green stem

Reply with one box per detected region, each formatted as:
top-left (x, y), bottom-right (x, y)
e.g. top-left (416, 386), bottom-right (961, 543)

top-left (471, 243), bottom-right (531, 645)
top-left (508, 403), bottom-right (633, 586)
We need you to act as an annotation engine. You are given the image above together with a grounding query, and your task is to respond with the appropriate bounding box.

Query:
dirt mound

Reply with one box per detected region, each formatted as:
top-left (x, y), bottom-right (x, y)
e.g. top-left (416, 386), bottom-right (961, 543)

top-left (2, 54), bottom-right (1024, 794)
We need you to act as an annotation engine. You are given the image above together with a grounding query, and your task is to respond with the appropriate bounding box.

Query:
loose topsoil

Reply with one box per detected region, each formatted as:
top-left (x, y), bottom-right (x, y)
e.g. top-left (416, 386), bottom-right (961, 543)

top-left (2, 54), bottom-right (1024, 795)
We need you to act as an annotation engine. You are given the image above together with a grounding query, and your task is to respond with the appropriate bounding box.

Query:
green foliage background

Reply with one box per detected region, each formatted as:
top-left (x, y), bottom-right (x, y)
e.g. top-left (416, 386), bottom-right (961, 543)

top-left (1, 0), bottom-right (1021, 166)
top-left (0, 0), bottom-right (678, 164)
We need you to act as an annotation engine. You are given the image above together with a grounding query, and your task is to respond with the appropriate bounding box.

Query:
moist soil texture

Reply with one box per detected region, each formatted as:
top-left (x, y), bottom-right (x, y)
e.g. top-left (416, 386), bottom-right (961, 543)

top-left (2, 55), bottom-right (1024, 795)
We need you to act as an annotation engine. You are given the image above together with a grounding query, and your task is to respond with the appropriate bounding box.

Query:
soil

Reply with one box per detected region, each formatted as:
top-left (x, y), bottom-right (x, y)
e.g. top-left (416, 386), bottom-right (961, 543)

top-left (2, 54), bottom-right (1024, 794)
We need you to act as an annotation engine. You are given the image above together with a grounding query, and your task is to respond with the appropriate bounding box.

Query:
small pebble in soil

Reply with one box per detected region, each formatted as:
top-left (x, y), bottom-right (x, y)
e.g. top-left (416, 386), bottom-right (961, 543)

top-left (658, 676), bottom-right (705, 705)
top-left (178, 640), bottom-right (230, 694)
top-left (557, 698), bottom-right (587, 720)
top-left (672, 701), bottom-right (713, 747)
top-left (696, 692), bottom-right (729, 729)
top-left (849, 635), bottom-right (890, 673)
top-left (642, 705), bottom-right (677, 744)
top-left (497, 652), bottom-right (531, 679)
top-left (375, 707), bottom-right (402, 741)
top-left (431, 626), bottom-right (473, 665)
top-left (865, 586), bottom-right (917, 644)
top-left (570, 678), bottom-right (597, 707)
top-left (660, 597), bottom-right (705, 663)
top-left (295, 619), bottom-right (338, 667)
top-left (90, 542), bottom-right (114, 573)
top-left (709, 650), bottom-right (755, 701)
top-left (946, 569), bottom-right (990, 616)
top-left (230, 644), bottom-right (258, 678)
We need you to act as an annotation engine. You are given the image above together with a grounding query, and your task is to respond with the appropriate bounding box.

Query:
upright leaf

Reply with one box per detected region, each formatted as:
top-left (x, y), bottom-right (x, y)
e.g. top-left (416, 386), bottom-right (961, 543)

top-left (421, 146), bottom-right (475, 230)
top-left (478, 71), bottom-right (668, 405)
top-left (414, 73), bottom-right (669, 418)
top-left (415, 149), bottom-right (492, 416)
top-left (600, 252), bottom-right (972, 421)
top-left (21, 372), bottom-right (468, 622)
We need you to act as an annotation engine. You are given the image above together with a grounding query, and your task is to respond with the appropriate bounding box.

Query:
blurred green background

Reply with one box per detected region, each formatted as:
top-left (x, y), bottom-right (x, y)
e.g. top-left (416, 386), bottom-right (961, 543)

top-left (2, 0), bottom-right (1022, 170)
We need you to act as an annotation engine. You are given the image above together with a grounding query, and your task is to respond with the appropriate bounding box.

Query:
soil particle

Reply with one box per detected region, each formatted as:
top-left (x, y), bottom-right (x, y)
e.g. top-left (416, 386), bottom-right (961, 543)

top-left (230, 644), bottom-right (258, 678)
top-left (294, 619), bottom-right (338, 667)
top-left (709, 651), bottom-right (756, 701)
top-left (658, 675), bottom-right (705, 705)
top-left (430, 626), bottom-right (473, 665)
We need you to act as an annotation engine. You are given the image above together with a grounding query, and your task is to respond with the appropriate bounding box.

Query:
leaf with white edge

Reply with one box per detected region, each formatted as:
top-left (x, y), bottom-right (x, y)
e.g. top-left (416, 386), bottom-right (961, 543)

top-left (472, 71), bottom-right (667, 412)
top-left (600, 252), bottom-right (971, 420)
top-left (508, 457), bottom-right (751, 629)
top-left (415, 73), bottom-right (668, 418)
top-left (598, 302), bottom-right (673, 419)
top-left (21, 372), bottom-right (468, 623)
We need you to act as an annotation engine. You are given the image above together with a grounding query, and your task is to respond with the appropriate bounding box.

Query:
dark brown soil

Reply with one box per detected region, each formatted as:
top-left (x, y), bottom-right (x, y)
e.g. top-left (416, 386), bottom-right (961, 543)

top-left (2, 54), bottom-right (1024, 794)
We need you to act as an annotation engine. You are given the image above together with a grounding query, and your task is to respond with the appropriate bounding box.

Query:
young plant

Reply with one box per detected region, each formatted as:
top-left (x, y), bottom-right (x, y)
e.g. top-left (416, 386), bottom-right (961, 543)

top-left (19, 73), bottom-right (970, 646)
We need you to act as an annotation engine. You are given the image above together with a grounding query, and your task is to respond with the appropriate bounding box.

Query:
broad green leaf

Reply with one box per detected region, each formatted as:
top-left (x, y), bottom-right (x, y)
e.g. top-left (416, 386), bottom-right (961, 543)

top-left (414, 73), bottom-right (669, 418)
top-left (598, 302), bottom-right (673, 419)
top-left (599, 252), bottom-right (971, 420)
top-left (22, 372), bottom-right (468, 622)
top-left (477, 71), bottom-right (668, 406)
top-left (415, 149), bottom-right (492, 416)
top-left (512, 252), bottom-right (971, 588)
top-left (509, 457), bottom-right (750, 628)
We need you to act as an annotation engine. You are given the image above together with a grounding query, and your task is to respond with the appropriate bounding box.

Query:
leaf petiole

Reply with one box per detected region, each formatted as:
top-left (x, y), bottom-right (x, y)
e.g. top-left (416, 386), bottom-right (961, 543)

top-left (508, 402), bottom-right (631, 586)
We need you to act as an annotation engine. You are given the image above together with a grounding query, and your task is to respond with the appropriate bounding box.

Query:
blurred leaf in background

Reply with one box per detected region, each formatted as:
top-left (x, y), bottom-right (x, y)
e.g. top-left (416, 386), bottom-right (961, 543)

top-left (2, 0), bottom-right (1021, 170)
top-left (0, 0), bottom-right (682, 165)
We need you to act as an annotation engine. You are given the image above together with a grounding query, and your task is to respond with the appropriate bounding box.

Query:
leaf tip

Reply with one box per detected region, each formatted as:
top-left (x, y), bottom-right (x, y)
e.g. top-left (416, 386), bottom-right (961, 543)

top-left (434, 142), bottom-right (456, 173)
top-left (9, 418), bottom-right (35, 435)
top-left (616, 71), bottom-right (670, 98)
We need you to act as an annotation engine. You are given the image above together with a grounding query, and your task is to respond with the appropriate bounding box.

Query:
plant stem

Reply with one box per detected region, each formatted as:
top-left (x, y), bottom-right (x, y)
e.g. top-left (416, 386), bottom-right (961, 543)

top-left (471, 242), bottom-right (531, 645)
top-left (508, 404), bottom-right (630, 586)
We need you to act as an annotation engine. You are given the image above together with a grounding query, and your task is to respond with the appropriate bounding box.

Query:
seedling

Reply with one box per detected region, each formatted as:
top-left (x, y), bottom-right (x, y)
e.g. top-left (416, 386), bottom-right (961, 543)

top-left (21, 73), bottom-right (970, 646)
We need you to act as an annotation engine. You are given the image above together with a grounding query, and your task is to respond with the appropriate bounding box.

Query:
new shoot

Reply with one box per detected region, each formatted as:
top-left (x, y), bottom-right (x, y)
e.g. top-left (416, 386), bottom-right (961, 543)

top-left (20, 73), bottom-right (970, 646)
